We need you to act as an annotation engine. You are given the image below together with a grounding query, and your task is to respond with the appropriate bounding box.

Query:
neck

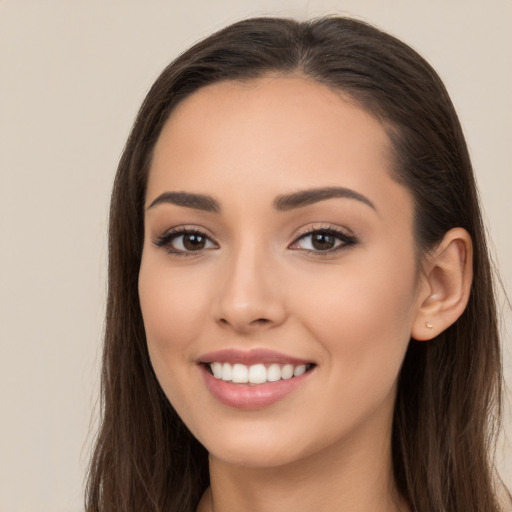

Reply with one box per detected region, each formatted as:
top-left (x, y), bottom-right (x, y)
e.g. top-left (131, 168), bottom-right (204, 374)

top-left (198, 419), bottom-right (408, 512)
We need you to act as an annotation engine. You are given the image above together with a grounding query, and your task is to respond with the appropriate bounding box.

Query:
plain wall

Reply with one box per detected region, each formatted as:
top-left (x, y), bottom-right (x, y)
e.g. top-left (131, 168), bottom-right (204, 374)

top-left (1, 1), bottom-right (510, 510)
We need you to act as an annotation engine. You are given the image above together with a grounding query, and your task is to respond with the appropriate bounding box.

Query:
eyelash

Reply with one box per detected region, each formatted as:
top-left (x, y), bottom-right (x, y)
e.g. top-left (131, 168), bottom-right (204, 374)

top-left (154, 227), bottom-right (218, 257)
top-left (153, 225), bottom-right (358, 257)
top-left (290, 225), bottom-right (358, 255)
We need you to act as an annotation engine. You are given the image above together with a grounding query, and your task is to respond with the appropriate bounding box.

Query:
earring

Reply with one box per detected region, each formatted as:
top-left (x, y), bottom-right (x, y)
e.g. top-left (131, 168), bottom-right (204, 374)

top-left (426, 322), bottom-right (433, 329)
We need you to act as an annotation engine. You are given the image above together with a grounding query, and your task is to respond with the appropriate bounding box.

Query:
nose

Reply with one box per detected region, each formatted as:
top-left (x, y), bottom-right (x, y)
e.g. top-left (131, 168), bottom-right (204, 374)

top-left (213, 242), bottom-right (287, 333)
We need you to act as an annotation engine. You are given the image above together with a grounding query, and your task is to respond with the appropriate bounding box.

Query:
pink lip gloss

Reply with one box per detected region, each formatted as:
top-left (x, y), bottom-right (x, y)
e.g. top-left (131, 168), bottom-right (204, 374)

top-left (198, 348), bottom-right (315, 409)
top-left (200, 366), bottom-right (312, 409)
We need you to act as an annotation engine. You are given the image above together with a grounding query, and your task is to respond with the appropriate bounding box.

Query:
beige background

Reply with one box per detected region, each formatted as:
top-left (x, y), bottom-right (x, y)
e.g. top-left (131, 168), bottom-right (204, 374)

top-left (1, 1), bottom-right (510, 510)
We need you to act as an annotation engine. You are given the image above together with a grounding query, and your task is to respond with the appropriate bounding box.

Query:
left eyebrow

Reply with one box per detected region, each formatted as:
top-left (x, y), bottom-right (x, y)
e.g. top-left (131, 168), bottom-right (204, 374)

top-left (273, 186), bottom-right (376, 212)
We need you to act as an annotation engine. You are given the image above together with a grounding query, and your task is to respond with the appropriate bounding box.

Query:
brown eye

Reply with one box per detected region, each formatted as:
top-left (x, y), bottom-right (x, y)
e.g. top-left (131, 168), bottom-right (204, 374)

top-left (154, 229), bottom-right (217, 255)
top-left (290, 228), bottom-right (357, 254)
top-left (182, 233), bottom-right (207, 251)
top-left (311, 232), bottom-right (336, 250)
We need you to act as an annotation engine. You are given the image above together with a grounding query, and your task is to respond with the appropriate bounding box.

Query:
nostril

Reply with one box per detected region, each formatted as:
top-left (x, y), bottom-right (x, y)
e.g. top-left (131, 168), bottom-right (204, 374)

top-left (216, 316), bottom-right (272, 331)
top-left (251, 318), bottom-right (271, 326)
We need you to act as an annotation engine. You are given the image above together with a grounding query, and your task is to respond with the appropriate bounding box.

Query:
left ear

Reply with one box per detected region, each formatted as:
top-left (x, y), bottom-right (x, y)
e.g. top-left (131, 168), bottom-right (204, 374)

top-left (411, 227), bottom-right (473, 341)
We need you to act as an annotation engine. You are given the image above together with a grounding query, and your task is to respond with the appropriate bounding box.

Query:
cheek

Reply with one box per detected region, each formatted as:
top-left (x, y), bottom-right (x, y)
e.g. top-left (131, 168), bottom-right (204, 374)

top-left (292, 250), bottom-right (417, 402)
top-left (138, 254), bottom-right (211, 378)
top-left (138, 258), bottom-right (218, 431)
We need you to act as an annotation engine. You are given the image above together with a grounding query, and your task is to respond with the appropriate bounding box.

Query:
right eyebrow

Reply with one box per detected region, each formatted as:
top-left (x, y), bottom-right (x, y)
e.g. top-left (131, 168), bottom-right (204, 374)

top-left (146, 191), bottom-right (221, 213)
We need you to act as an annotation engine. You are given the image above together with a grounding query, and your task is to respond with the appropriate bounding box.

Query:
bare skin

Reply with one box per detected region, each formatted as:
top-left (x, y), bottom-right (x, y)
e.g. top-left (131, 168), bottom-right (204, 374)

top-left (139, 76), bottom-right (472, 512)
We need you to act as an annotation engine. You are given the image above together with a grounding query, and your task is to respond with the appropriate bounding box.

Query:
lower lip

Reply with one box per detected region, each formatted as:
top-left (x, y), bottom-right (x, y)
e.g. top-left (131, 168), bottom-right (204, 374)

top-left (200, 365), bottom-right (313, 409)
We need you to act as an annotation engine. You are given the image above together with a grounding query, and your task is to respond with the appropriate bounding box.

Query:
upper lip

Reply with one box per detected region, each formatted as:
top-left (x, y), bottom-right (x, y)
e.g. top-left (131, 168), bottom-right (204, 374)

top-left (198, 348), bottom-right (313, 366)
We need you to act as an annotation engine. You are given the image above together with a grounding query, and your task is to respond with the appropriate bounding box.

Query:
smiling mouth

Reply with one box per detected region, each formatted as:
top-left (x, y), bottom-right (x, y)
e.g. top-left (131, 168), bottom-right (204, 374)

top-left (204, 362), bottom-right (316, 385)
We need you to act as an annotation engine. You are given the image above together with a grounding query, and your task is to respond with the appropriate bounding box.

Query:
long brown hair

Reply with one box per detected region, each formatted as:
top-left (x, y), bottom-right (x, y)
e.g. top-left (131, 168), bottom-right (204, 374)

top-left (86, 16), bottom-right (505, 512)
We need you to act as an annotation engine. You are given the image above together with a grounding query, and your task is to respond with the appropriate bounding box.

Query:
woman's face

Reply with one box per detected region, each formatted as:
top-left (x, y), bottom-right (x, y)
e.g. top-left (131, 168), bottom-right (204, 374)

top-left (139, 76), bottom-right (423, 468)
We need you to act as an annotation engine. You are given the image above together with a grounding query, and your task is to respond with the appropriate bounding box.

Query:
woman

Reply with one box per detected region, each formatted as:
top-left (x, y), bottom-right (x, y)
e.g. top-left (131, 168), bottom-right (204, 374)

top-left (86, 16), bottom-right (508, 512)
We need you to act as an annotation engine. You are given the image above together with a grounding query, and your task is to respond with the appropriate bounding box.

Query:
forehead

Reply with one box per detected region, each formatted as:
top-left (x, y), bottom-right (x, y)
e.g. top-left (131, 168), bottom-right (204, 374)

top-left (147, 76), bottom-right (411, 219)
top-left (153, 76), bottom-right (391, 170)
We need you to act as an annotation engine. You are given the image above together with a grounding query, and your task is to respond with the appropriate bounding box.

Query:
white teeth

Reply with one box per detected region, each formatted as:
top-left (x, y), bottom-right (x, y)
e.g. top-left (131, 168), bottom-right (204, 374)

top-left (221, 362), bottom-right (232, 381)
top-left (281, 364), bottom-right (294, 380)
top-left (211, 362), bottom-right (223, 379)
top-left (294, 364), bottom-right (306, 377)
top-left (267, 363), bottom-right (281, 382)
top-left (210, 362), bottom-right (311, 384)
top-left (248, 364), bottom-right (267, 384)
top-left (232, 363), bottom-right (249, 383)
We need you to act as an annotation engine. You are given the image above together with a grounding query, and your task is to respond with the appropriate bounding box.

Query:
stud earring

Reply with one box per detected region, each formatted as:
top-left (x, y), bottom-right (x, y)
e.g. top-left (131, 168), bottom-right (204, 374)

top-left (426, 322), bottom-right (433, 329)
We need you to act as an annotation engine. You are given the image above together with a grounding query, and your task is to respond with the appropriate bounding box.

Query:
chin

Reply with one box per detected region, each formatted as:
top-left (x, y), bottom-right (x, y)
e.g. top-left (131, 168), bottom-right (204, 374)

top-left (195, 419), bottom-right (338, 470)
top-left (208, 441), bottom-right (305, 469)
